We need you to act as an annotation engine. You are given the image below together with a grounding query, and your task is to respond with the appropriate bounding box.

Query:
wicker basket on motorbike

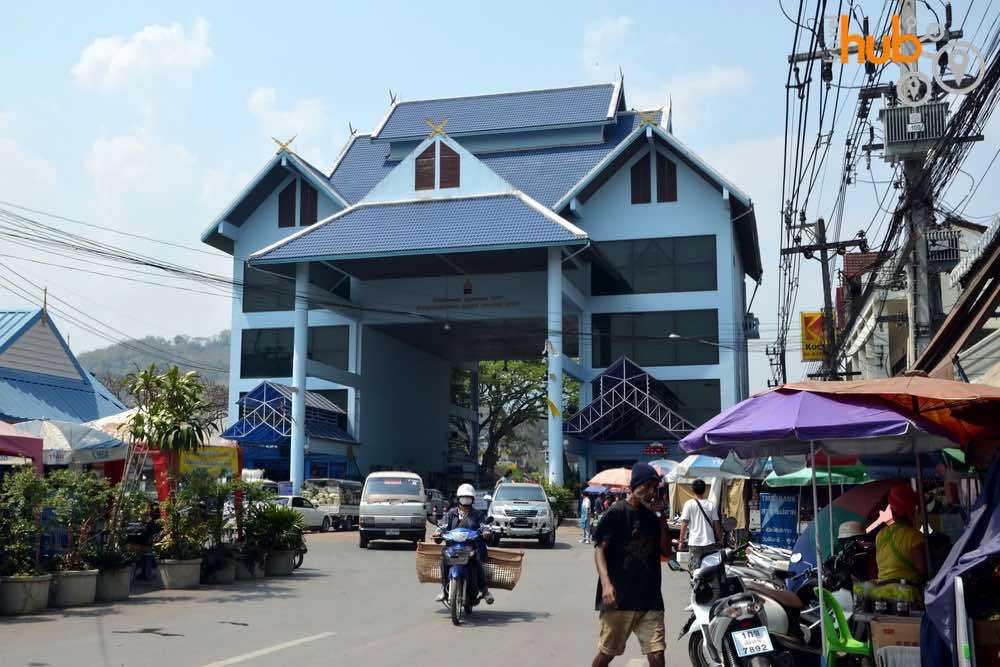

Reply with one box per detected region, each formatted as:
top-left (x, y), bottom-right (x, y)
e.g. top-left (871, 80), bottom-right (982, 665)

top-left (415, 543), bottom-right (524, 591)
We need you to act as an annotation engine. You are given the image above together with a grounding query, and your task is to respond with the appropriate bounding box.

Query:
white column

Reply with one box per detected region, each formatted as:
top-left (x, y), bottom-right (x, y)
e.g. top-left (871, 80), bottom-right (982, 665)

top-left (290, 262), bottom-right (309, 494)
top-left (579, 308), bottom-right (592, 407)
top-left (547, 246), bottom-right (564, 485)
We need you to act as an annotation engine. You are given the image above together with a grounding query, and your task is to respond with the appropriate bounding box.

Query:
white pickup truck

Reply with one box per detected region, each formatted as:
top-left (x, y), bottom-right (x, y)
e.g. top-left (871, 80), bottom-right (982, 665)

top-left (302, 479), bottom-right (362, 531)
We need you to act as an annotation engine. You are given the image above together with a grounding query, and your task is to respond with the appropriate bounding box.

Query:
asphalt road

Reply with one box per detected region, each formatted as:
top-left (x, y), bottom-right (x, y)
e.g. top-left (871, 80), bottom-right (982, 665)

top-left (0, 524), bottom-right (692, 667)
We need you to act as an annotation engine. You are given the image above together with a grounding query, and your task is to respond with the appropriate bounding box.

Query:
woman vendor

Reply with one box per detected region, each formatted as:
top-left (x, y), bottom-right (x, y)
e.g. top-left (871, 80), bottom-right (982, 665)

top-left (876, 484), bottom-right (927, 586)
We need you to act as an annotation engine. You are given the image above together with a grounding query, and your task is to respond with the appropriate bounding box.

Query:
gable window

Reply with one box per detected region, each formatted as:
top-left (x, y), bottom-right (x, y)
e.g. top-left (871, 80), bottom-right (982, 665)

top-left (415, 144), bottom-right (436, 190)
top-left (278, 181), bottom-right (296, 228)
top-left (630, 153), bottom-right (651, 204)
top-left (656, 153), bottom-right (678, 202)
top-left (300, 181), bottom-right (318, 226)
top-left (439, 143), bottom-right (460, 189)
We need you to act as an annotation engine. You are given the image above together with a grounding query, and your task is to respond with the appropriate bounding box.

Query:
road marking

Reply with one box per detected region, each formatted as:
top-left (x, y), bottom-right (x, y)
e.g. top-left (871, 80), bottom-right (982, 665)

top-left (200, 632), bottom-right (335, 667)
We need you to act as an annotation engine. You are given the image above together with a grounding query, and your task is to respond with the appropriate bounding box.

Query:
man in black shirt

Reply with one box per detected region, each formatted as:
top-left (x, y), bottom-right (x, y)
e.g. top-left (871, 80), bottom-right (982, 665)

top-left (591, 462), bottom-right (672, 666)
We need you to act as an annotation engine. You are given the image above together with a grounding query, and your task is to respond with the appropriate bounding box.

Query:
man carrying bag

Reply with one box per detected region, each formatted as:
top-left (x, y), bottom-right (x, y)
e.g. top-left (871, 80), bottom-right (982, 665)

top-left (678, 479), bottom-right (722, 571)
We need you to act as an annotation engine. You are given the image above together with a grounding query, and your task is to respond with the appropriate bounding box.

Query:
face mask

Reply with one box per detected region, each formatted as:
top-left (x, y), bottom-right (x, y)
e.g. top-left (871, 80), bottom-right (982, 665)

top-left (458, 497), bottom-right (473, 506)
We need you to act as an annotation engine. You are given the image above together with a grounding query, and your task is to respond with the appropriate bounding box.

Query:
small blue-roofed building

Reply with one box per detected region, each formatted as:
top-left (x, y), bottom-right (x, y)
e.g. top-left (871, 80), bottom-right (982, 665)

top-left (0, 308), bottom-right (126, 424)
top-left (203, 79), bottom-right (762, 493)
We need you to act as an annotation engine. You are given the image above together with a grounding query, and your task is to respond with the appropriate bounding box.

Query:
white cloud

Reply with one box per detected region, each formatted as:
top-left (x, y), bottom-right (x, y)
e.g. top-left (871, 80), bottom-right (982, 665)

top-left (72, 18), bottom-right (213, 91)
top-left (246, 87), bottom-right (331, 166)
top-left (631, 64), bottom-right (753, 135)
top-left (0, 113), bottom-right (58, 207)
top-left (582, 16), bottom-right (634, 73)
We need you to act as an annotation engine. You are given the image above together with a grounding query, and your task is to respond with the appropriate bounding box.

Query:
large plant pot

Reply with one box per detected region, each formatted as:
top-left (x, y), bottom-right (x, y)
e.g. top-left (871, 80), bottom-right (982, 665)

top-left (201, 559), bottom-right (236, 585)
top-left (266, 550), bottom-right (295, 576)
top-left (235, 556), bottom-right (266, 580)
top-left (158, 559), bottom-right (202, 589)
top-left (49, 569), bottom-right (98, 608)
top-left (0, 574), bottom-right (52, 615)
top-left (97, 567), bottom-right (132, 602)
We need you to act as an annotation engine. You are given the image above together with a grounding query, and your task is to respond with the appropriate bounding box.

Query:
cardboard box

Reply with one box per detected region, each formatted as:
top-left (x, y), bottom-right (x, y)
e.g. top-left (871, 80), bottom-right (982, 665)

top-left (869, 615), bottom-right (922, 654)
top-left (974, 620), bottom-right (1000, 667)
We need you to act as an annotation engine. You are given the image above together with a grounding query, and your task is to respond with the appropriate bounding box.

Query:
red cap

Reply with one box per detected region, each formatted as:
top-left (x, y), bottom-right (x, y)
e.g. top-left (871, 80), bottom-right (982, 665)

top-left (888, 484), bottom-right (919, 520)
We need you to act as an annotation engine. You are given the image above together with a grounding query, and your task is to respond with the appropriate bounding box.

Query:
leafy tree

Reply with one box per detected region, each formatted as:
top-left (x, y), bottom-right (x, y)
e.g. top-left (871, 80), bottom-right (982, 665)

top-left (474, 361), bottom-right (578, 480)
top-left (124, 364), bottom-right (218, 454)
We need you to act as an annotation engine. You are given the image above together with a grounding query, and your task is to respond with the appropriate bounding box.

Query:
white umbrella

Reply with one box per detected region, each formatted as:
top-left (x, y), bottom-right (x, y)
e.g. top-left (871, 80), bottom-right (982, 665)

top-left (85, 408), bottom-right (138, 439)
top-left (15, 419), bottom-right (128, 464)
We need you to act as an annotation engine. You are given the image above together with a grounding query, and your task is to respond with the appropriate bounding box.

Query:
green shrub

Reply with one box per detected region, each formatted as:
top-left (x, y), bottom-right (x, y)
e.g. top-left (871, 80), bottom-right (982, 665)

top-left (248, 504), bottom-right (305, 552)
top-left (0, 467), bottom-right (48, 576)
top-left (541, 480), bottom-right (572, 517)
top-left (46, 469), bottom-right (113, 571)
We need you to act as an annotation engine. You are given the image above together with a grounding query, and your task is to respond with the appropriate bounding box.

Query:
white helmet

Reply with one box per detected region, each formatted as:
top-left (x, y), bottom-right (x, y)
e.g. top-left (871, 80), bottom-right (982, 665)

top-left (457, 483), bottom-right (476, 505)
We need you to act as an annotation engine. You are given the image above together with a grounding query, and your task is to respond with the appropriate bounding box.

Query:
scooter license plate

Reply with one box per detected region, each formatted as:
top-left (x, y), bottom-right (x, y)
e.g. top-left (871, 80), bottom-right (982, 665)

top-left (385, 528), bottom-right (400, 536)
top-left (731, 627), bottom-right (773, 657)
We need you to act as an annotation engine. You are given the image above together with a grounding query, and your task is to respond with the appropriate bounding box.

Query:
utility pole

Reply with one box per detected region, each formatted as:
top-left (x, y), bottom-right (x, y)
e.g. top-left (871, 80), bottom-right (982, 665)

top-left (899, 0), bottom-right (935, 366)
top-left (781, 218), bottom-right (867, 379)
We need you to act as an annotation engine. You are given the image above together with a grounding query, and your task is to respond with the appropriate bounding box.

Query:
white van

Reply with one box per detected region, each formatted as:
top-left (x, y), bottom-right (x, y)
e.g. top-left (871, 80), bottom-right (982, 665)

top-left (359, 471), bottom-right (427, 549)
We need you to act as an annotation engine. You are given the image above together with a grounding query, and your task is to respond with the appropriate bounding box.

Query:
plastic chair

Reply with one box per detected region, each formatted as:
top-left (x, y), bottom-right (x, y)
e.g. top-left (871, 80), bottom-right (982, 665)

top-left (814, 587), bottom-right (872, 667)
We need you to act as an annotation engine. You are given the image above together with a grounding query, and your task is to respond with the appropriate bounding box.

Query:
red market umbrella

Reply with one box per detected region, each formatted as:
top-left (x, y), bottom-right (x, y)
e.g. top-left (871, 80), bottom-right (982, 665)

top-left (0, 420), bottom-right (43, 474)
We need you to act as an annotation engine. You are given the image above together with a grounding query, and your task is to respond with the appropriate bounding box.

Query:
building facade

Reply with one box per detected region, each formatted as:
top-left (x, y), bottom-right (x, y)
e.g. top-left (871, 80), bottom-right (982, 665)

top-left (202, 81), bottom-right (761, 491)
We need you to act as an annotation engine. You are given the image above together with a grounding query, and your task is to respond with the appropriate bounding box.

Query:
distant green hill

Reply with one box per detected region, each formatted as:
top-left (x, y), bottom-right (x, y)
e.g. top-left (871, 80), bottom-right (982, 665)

top-left (78, 331), bottom-right (230, 385)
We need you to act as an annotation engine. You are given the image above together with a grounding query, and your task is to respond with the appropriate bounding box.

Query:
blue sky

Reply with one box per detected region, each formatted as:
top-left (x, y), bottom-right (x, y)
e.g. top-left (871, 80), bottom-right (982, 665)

top-left (2, 1), bottom-right (997, 390)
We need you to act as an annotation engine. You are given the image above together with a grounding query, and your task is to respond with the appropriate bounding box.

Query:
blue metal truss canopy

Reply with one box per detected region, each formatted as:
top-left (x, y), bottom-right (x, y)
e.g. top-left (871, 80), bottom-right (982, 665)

top-left (221, 381), bottom-right (356, 446)
top-left (564, 357), bottom-right (698, 441)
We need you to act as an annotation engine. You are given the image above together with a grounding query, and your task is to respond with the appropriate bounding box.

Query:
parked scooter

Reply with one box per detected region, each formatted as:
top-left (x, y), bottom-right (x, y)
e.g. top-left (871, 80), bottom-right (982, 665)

top-left (293, 536), bottom-right (308, 569)
top-left (433, 518), bottom-right (493, 626)
top-left (671, 547), bottom-right (791, 667)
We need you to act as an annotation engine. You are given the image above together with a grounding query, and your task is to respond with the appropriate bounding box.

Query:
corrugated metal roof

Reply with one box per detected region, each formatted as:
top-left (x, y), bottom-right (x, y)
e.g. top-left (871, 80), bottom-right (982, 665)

top-left (328, 112), bottom-right (652, 207)
top-left (0, 370), bottom-right (126, 423)
top-left (251, 193), bottom-right (586, 264)
top-left (0, 309), bottom-right (39, 354)
top-left (250, 381), bottom-right (346, 414)
top-left (372, 83), bottom-right (617, 140)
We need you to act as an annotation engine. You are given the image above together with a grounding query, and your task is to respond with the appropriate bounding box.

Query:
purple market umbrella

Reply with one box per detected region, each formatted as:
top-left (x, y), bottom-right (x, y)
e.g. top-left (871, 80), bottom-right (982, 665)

top-left (680, 389), bottom-right (956, 458)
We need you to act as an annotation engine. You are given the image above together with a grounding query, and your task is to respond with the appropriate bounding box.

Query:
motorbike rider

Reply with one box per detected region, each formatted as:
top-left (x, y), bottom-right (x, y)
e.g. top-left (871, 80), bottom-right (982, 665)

top-left (433, 483), bottom-right (494, 605)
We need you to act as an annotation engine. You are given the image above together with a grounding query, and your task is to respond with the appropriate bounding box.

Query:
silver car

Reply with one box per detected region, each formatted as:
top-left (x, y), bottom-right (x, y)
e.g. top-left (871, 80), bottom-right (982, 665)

top-left (486, 483), bottom-right (556, 548)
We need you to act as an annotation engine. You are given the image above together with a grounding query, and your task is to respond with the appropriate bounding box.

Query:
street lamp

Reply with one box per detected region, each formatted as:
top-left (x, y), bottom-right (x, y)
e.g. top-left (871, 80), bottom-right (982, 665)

top-left (667, 332), bottom-right (739, 351)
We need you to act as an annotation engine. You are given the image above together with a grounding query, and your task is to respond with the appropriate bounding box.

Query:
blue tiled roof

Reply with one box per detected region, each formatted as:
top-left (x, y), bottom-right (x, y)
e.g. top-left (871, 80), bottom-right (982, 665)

top-left (240, 382), bottom-right (346, 414)
top-left (480, 111), bottom-right (648, 208)
top-left (373, 83), bottom-right (617, 140)
top-left (328, 112), bottom-right (652, 207)
top-left (252, 193), bottom-right (586, 264)
top-left (0, 368), bottom-right (126, 423)
top-left (329, 136), bottom-right (396, 205)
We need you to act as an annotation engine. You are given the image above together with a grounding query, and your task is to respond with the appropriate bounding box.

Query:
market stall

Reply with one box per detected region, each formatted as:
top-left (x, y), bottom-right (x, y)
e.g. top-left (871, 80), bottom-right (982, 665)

top-left (0, 420), bottom-right (43, 474)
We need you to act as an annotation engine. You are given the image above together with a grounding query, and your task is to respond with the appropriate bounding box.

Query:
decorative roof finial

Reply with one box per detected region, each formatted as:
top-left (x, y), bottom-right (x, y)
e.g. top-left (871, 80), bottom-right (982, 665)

top-left (389, 88), bottom-right (397, 105)
top-left (666, 94), bottom-right (674, 133)
top-left (638, 109), bottom-right (661, 128)
top-left (271, 135), bottom-right (297, 153)
top-left (425, 118), bottom-right (449, 138)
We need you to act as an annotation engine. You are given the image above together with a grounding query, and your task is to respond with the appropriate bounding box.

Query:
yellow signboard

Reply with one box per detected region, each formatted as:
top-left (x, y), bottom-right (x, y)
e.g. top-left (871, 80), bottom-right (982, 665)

top-left (800, 311), bottom-right (825, 362)
top-left (179, 447), bottom-right (239, 478)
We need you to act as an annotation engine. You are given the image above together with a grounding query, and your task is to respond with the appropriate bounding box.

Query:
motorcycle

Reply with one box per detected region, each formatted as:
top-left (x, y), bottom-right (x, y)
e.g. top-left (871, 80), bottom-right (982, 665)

top-left (433, 518), bottom-right (493, 626)
top-left (293, 536), bottom-right (308, 569)
top-left (671, 547), bottom-right (790, 667)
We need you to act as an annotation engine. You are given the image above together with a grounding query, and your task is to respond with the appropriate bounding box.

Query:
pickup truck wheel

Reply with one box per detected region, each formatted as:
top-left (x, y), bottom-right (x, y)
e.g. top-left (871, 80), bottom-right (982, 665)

top-left (359, 533), bottom-right (369, 549)
top-left (321, 517), bottom-right (331, 533)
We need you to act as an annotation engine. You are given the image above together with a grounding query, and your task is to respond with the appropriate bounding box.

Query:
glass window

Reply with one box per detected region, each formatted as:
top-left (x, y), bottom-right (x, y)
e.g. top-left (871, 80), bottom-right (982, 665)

top-left (308, 326), bottom-right (349, 370)
top-left (363, 477), bottom-right (423, 500)
top-left (658, 379), bottom-right (721, 427)
top-left (592, 236), bottom-right (717, 295)
top-left (241, 328), bottom-right (293, 378)
top-left (240, 326), bottom-right (349, 378)
top-left (592, 310), bottom-right (719, 367)
top-left (242, 265), bottom-right (294, 313)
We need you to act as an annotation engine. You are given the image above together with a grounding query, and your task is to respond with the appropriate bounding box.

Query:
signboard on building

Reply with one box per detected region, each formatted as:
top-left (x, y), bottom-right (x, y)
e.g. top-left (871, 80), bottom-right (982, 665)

top-left (179, 447), bottom-right (240, 478)
top-left (643, 443), bottom-right (665, 456)
top-left (800, 311), bottom-right (825, 362)
top-left (758, 492), bottom-right (798, 549)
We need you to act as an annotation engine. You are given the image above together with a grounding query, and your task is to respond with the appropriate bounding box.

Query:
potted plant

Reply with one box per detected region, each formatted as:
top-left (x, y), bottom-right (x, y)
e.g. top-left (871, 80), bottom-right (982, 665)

top-left (153, 492), bottom-right (207, 589)
top-left (233, 480), bottom-right (270, 580)
top-left (0, 467), bottom-right (51, 615)
top-left (182, 471), bottom-right (237, 585)
top-left (257, 504), bottom-right (305, 576)
top-left (93, 488), bottom-right (146, 602)
top-left (45, 469), bottom-right (112, 608)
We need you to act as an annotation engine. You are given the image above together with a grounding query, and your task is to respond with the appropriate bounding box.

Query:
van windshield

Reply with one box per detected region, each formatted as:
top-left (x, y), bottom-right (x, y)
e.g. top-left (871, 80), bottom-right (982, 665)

top-left (363, 477), bottom-right (423, 501)
top-left (493, 486), bottom-right (546, 502)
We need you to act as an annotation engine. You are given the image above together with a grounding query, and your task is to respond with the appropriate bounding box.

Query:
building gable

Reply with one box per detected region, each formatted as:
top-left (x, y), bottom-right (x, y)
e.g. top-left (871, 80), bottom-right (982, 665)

top-left (362, 134), bottom-right (513, 203)
top-left (0, 314), bottom-right (83, 381)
